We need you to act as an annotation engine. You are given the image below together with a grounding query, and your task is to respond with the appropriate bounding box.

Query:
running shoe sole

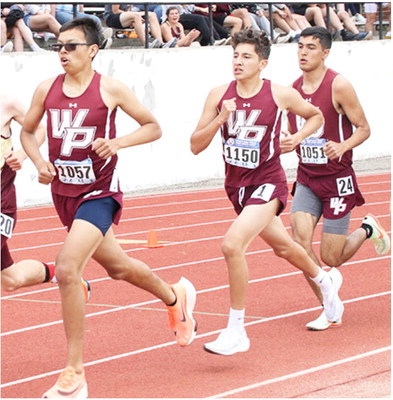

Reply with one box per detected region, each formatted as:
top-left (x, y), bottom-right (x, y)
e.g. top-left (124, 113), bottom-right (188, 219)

top-left (203, 338), bottom-right (250, 356)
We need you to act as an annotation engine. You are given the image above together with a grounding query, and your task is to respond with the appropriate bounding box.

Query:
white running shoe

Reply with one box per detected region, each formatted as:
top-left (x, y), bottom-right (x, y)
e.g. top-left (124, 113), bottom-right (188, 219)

top-left (101, 38), bottom-right (113, 50)
top-left (320, 268), bottom-right (344, 323)
top-left (102, 27), bottom-right (113, 40)
top-left (149, 38), bottom-right (162, 48)
top-left (213, 38), bottom-right (226, 46)
top-left (1, 41), bottom-right (13, 52)
top-left (306, 310), bottom-right (342, 331)
top-left (273, 32), bottom-right (291, 44)
top-left (162, 37), bottom-right (178, 48)
top-left (204, 328), bottom-right (250, 356)
top-left (362, 214), bottom-right (391, 255)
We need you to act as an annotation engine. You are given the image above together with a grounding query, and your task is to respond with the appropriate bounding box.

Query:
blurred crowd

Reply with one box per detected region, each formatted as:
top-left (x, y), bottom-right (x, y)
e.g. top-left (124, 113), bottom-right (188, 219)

top-left (1, 3), bottom-right (391, 52)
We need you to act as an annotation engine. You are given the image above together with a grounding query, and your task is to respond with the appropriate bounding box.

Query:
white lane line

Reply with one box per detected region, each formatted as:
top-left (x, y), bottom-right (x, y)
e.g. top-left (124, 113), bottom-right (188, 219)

top-left (208, 346), bottom-right (391, 398)
top-left (1, 291), bottom-right (390, 389)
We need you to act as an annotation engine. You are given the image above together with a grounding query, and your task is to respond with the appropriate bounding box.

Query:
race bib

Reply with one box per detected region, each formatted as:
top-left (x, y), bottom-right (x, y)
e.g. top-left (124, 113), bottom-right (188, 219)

top-left (336, 175), bottom-right (355, 196)
top-left (54, 158), bottom-right (96, 185)
top-left (224, 138), bottom-right (260, 169)
top-left (1, 213), bottom-right (14, 238)
top-left (251, 183), bottom-right (276, 202)
top-left (300, 138), bottom-right (327, 164)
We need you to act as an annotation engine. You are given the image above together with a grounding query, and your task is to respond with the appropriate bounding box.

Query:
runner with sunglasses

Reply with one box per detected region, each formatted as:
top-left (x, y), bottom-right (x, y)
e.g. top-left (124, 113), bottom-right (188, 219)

top-left (20, 18), bottom-right (197, 398)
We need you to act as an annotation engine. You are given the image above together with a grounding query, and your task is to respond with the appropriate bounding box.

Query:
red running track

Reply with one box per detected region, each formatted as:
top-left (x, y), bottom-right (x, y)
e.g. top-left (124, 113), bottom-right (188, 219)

top-left (1, 173), bottom-right (391, 398)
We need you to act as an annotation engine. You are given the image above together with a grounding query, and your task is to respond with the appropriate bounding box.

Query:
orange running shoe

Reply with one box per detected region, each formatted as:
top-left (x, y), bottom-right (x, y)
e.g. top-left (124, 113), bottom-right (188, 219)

top-left (81, 278), bottom-right (91, 303)
top-left (43, 366), bottom-right (88, 398)
top-left (167, 277), bottom-right (197, 346)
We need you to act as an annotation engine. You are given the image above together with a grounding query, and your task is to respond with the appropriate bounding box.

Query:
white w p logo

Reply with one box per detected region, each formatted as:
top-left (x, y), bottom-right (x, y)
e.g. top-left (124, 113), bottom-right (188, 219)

top-left (50, 109), bottom-right (96, 156)
top-left (330, 197), bottom-right (347, 215)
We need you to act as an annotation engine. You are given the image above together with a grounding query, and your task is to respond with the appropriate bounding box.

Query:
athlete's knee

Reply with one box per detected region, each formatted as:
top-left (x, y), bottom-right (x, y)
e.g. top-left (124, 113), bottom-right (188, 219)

top-left (221, 235), bottom-right (243, 259)
top-left (106, 266), bottom-right (127, 281)
top-left (54, 258), bottom-right (81, 286)
top-left (321, 253), bottom-right (343, 268)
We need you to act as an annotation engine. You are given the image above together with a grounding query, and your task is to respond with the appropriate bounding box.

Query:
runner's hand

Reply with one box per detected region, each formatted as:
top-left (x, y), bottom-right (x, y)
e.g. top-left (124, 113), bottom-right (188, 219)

top-left (4, 150), bottom-right (26, 171)
top-left (37, 160), bottom-right (56, 185)
top-left (218, 97), bottom-right (237, 123)
top-left (92, 138), bottom-right (119, 159)
top-left (323, 140), bottom-right (348, 160)
top-left (280, 131), bottom-right (299, 153)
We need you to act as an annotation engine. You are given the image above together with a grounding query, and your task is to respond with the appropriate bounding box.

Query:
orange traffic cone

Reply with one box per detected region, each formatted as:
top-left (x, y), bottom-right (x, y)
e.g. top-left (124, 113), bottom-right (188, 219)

top-left (144, 230), bottom-right (163, 248)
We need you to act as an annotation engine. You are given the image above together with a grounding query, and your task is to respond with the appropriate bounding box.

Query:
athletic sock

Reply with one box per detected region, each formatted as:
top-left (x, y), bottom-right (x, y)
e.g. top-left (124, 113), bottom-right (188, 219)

top-left (43, 263), bottom-right (55, 283)
top-left (227, 308), bottom-right (245, 330)
top-left (310, 268), bottom-right (331, 291)
top-left (361, 223), bottom-right (373, 238)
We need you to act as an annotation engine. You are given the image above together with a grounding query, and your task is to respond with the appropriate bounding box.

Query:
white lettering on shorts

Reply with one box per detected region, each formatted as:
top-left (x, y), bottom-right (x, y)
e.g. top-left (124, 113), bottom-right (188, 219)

top-left (330, 197), bottom-right (347, 215)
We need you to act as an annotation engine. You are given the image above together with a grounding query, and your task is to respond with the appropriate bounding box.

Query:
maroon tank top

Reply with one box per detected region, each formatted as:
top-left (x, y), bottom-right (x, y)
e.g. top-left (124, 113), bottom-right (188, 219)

top-left (288, 68), bottom-right (354, 178)
top-left (218, 79), bottom-right (286, 187)
top-left (44, 72), bottom-right (120, 197)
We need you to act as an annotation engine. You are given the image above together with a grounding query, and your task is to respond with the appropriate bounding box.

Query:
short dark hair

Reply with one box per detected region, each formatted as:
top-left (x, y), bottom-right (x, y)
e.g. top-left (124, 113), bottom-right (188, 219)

top-left (232, 28), bottom-right (271, 60)
top-left (300, 27), bottom-right (332, 49)
top-left (59, 17), bottom-right (103, 47)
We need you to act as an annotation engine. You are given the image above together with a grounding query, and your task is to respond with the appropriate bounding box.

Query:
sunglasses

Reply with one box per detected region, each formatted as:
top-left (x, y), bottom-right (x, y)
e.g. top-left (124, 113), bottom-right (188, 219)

top-left (50, 43), bottom-right (94, 52)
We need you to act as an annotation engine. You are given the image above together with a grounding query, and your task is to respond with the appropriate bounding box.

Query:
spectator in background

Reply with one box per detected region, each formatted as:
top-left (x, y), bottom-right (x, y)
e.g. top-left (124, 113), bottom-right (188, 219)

top-left (271, 4), bottom-right (307, 42)
top-left (23, 4), bottom-right (61, 40)
top-left (161, 6), bottom-right (200, 47)
top-left (1, 4), bottom-right (46, 51)
top-left (226, 3), bottom-right (259, 31)
top-left (342, 2), bottom-right (366, 25)
top-left (175, 4), bottom-right (230, 46)
top-left (53, 3), bottom-right (112, 47)
top-left (196, 3), bottom-right (243, 39)
top-left (132, 3), bottom-right (165, 24)
top-left (364, 2), bottom-right (391, 39)
top-left (241, 4), bottom-right (272, 39)
top-left (1, 18), bottom-right (13, 51)
top-left (103, 3), bottom-right (169, 48)
top-left (319, 4), bottom-right (371, 40)
top-left (291, 3), bottom-right (369, 41)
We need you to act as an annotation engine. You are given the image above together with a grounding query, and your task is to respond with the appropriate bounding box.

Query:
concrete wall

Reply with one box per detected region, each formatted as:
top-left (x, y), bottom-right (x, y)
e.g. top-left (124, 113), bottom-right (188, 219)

top-left (1, 39), bottom-right (391, 207)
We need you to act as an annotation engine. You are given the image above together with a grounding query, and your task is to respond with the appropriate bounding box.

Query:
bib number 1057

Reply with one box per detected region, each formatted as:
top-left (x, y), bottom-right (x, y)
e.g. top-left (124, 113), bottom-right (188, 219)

top-left (54, 158), bottom-right (96, 185)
